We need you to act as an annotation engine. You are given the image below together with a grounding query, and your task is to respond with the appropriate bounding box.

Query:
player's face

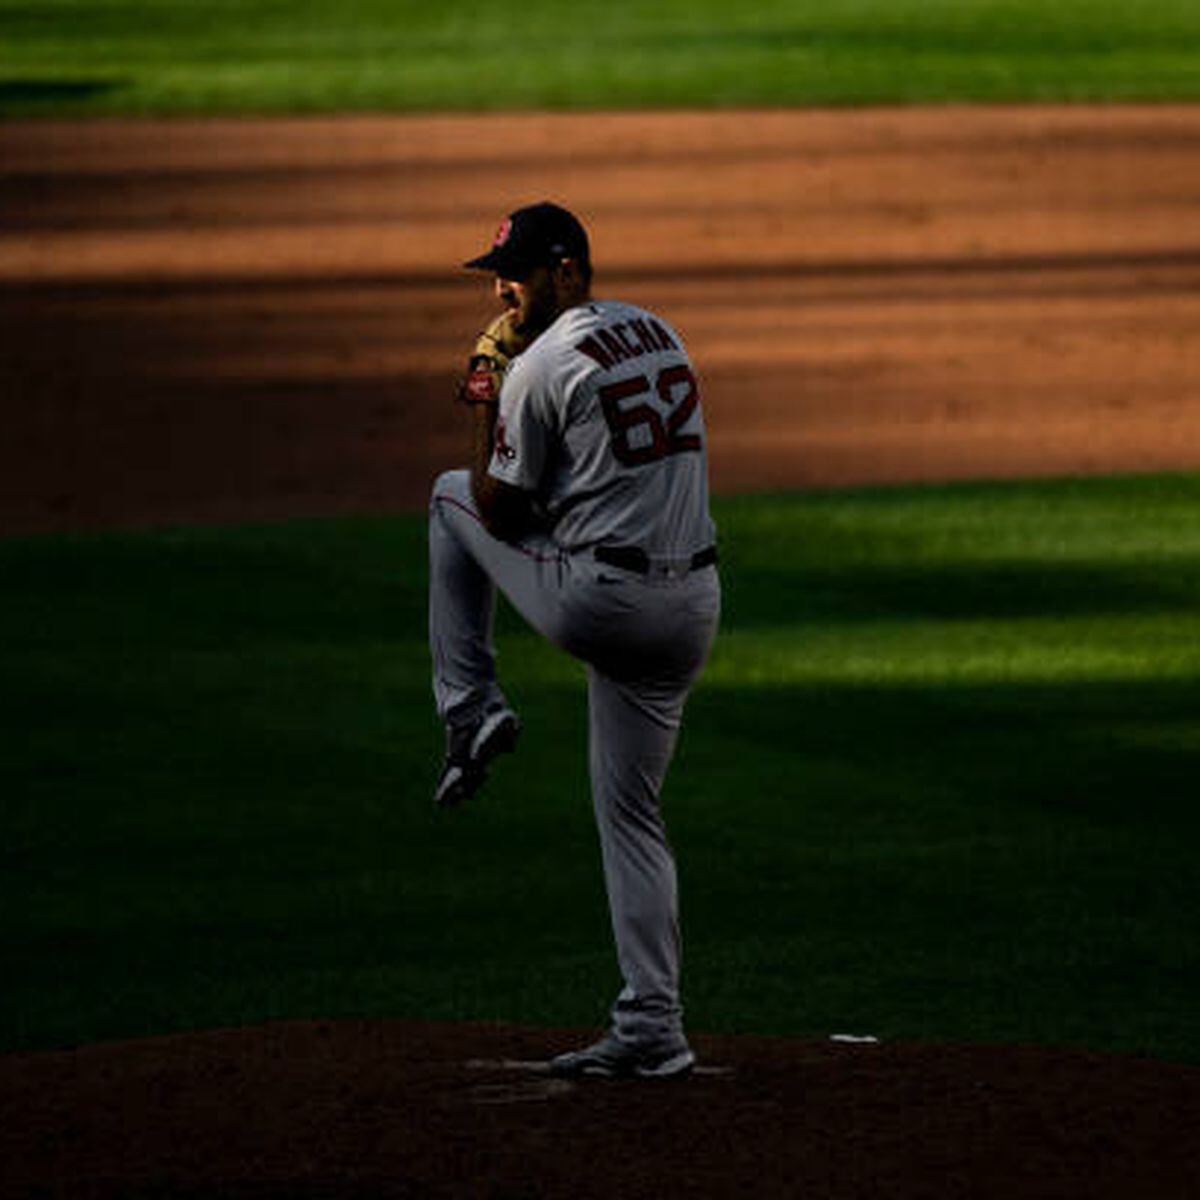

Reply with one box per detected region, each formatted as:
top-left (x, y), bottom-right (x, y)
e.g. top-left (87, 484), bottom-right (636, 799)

top-left (495, 265), bottom-right (559, 338)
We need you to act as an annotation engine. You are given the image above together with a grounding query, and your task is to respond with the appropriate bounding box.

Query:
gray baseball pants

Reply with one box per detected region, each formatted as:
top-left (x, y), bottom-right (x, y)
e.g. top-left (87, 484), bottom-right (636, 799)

top-left (429, 469), bottom-right (720, 1050)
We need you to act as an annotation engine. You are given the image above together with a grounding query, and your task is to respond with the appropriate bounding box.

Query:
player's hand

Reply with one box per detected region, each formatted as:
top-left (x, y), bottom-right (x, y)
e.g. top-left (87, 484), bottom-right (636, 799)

top-left (456, 311), bottom-right (530, 405)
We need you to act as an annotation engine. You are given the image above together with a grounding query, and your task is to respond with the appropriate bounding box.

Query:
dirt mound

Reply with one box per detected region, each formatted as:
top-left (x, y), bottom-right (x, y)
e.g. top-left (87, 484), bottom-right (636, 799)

top-left (2, 1020), bottom-right (1198, 1198)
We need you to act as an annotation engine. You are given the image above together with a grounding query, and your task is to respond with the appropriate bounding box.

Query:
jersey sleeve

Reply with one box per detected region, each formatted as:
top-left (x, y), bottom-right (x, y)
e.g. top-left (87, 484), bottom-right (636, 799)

top-left (487, 353), bottom-right (553, 492)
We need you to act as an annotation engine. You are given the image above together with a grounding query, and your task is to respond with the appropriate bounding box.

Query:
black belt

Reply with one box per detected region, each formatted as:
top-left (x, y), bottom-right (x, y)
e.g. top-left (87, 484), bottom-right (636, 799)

top-left (594, 544), bottom-right (718, 575)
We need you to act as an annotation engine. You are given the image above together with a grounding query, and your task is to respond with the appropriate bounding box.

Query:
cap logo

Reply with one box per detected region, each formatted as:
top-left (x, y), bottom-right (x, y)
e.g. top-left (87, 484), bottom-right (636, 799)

top-left (493, 217), bottom-right (513, 248)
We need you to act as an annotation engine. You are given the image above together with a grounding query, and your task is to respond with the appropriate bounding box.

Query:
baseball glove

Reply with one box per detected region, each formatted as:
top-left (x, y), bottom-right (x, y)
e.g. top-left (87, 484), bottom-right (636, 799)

top-left (457, 311), bottom-right (528, 405)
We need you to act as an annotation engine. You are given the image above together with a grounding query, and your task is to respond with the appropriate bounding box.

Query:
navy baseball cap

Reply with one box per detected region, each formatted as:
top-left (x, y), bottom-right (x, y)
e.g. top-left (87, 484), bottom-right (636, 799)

top-left (464, 202), bottom-right (590, 279)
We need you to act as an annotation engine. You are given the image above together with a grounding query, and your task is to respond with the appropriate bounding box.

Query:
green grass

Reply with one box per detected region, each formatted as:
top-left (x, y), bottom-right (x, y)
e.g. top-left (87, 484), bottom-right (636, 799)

top-left (3, 0), bottom-right (1200, 116)
top-left (3, 473), bottom-right (1200, 1063)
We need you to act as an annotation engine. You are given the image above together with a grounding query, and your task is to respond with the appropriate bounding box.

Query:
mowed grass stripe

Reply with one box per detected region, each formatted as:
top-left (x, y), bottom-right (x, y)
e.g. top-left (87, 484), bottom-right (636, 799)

top-left (2, 473), bottom-right (1198, 1060)
top-left (3, 0), bottom-right (1200, 115)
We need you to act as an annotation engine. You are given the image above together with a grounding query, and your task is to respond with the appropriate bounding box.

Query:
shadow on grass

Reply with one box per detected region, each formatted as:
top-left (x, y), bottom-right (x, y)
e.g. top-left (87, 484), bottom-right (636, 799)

top-left (685, 676), bottom-right (1200, 824)
top-left (724, 558), bottom-right (1200, 626)
top-left (0, 79), bottom-right (122, 109)
top-left (2, 510), bottom-right (1199, 1058)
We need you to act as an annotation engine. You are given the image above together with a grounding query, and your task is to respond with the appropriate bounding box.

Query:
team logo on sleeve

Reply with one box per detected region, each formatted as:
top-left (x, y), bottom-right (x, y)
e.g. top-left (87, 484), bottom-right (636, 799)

top-left (494, 417), bottom-right (517, 463)
top-left (464, 364), bottom-right (500, 403)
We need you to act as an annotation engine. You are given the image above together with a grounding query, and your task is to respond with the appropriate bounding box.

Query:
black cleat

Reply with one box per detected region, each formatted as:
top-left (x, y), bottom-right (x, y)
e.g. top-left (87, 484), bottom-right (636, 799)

top-left (434, 706), bottom-right (521, 808)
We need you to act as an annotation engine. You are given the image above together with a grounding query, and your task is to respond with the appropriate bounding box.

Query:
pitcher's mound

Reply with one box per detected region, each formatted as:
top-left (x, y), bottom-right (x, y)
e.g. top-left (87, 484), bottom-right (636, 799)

top-left (2, 1020), bottom-right (1198, 1198)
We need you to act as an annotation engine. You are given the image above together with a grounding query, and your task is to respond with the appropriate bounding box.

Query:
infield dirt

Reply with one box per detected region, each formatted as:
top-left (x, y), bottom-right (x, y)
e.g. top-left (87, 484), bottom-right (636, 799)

top-left (2, 1020), bottom-right (1199, 1199)
top-left (2, 105), bottom-right (1199, 534)
top-left (2, 106), bottom-right (1199, 1197)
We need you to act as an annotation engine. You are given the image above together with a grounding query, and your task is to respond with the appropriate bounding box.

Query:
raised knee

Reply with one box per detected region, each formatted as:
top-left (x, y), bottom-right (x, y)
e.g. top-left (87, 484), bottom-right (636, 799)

top-left (430, 468), bottom-right (472, 514)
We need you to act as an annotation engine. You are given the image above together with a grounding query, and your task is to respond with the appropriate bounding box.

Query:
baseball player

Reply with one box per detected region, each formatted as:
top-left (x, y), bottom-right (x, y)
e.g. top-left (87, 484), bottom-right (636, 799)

top-left (428, 202), bottom-right (720, 1079)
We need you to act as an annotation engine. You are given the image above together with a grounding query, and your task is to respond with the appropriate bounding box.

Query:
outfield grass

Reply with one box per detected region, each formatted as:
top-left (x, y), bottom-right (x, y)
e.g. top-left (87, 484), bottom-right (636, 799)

top-left (3, 0), bottom-right (1200, 116)
top-left (3, 474), bottom-right (1199, 1061)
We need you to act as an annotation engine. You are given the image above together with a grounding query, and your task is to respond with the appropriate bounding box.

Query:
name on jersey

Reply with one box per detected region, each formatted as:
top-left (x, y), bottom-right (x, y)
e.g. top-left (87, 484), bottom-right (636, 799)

top-left (573, 317), bottom-right (679, 371)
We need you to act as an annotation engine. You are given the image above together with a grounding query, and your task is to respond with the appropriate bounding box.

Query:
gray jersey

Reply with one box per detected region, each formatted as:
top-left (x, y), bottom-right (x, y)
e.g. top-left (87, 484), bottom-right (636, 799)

top-left (488, 299), bottom-right (716, 557)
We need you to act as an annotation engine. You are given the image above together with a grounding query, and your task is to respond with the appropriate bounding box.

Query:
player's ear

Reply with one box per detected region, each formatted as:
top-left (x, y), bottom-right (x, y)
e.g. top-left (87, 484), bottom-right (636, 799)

top-left (554, 257), bottom-right (587, 298)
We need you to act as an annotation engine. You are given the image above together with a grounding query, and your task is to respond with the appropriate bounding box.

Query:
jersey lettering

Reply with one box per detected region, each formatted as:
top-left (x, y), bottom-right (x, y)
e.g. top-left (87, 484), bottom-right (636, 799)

top-left (626, 318), bottom-right (661, 354)
top-left (649, 319), bottom-right (679, 352)
top-left (575, 333), bottom-right (616, 370)
top-left (597, 327), bottom-right (631, 366)
top-left (574, 318), bottom-right (680, 371)
top-left (598, 365), bottom-right (703, 467)
top-left (658, 364), bottom-right (702, 454)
